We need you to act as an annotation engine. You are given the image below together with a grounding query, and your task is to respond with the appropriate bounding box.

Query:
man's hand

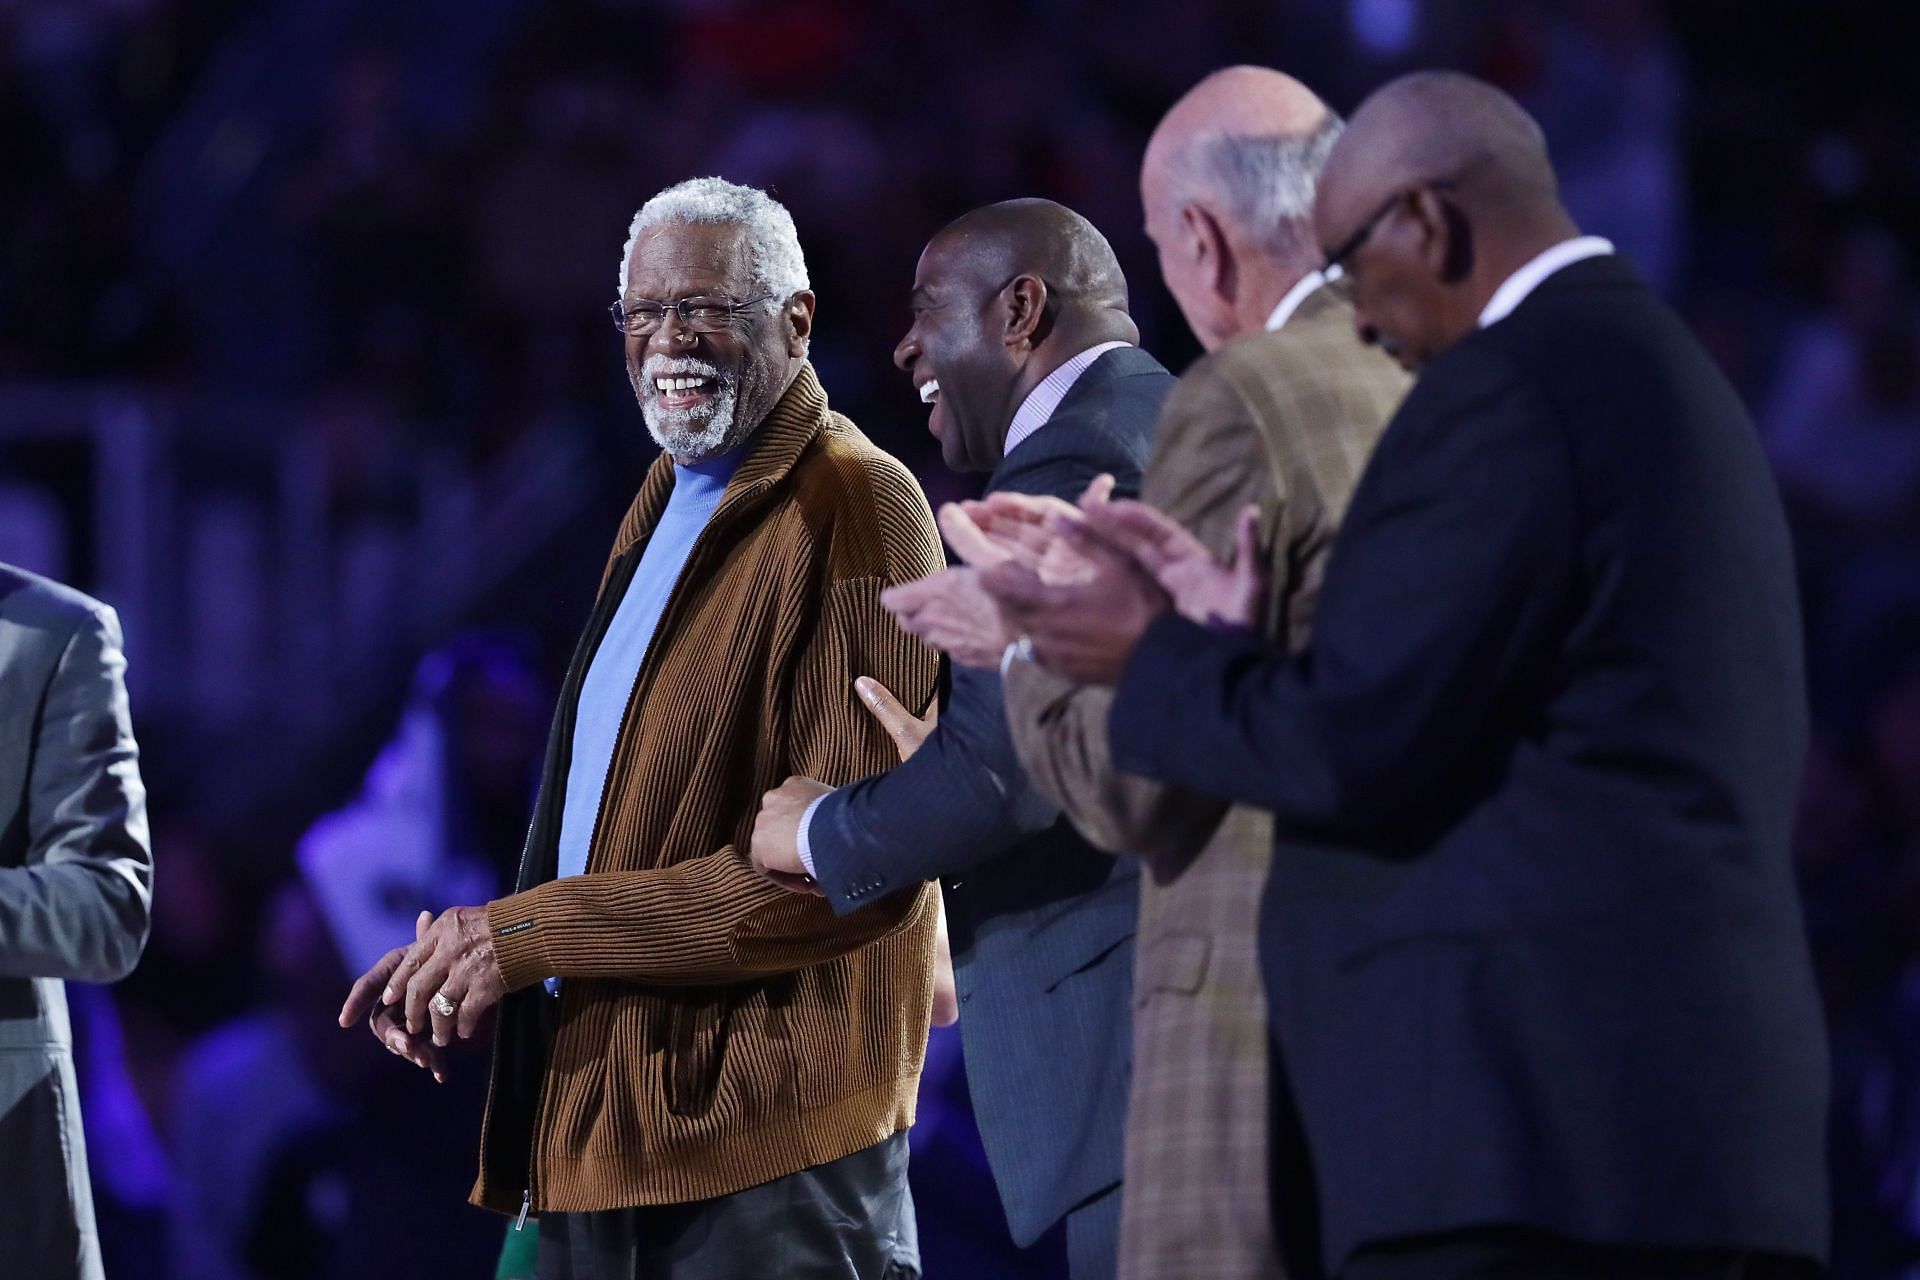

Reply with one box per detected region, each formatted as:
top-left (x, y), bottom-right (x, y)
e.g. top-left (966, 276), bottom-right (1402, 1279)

top-left (1084, 499), bottom-right (1266, 629)
top-left (944, 474), bottom-right (1117, 580)
top-left (855, 676), bottom-right (937, 760)
top-left (980, 513), bottom-right (1175, 685)
top-left (882, 568), bottom-right (1014, 669)
top-left (751, 776), bottom-right (833, 896)
top-left (936, 501), bottom-right (1025, 571)
top-left (339, 910), bottom-right (448, 1081)
top-left (361, 904), bottom-right (508, 1047)
top-left (947, 474), bottom-right (1118, 586)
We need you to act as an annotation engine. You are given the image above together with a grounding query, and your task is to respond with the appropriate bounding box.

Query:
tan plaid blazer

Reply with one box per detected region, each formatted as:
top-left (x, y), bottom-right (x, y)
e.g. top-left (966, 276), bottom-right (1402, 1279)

top-left (1004, 282), bottom-right (1408, 1280)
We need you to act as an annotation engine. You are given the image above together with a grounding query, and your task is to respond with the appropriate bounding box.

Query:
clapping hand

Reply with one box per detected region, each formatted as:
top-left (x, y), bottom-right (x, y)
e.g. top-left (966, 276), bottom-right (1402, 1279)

top-left (1083, 499), bottom-right (1265, 630)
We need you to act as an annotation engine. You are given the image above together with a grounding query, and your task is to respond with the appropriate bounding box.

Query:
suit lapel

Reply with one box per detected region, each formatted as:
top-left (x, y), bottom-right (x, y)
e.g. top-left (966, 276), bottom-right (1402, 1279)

top-left (986, 347), bottom-right (1162, 492)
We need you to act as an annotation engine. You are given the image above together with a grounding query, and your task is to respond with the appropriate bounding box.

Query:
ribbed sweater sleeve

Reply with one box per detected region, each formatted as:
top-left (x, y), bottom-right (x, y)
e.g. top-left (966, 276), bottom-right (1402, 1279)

top-left (485, 841), bottom-right (923, 989)
top-left (486, 469), bottom-right (943, 991)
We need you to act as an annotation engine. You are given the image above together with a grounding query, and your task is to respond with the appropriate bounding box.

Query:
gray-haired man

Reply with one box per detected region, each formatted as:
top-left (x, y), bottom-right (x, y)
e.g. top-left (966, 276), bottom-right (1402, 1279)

top-left (339, 178), bottom-right (945, 1280)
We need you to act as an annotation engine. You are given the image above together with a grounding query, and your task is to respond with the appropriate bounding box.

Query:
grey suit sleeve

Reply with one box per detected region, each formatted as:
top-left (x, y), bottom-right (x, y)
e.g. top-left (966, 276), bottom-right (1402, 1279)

top-left (0, 605), bottom-right (154, 982)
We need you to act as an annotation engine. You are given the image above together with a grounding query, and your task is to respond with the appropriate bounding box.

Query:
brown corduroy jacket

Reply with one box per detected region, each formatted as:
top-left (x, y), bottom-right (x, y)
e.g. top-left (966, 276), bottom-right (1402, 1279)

top-left (471, 364), bottom-right (944, 1217)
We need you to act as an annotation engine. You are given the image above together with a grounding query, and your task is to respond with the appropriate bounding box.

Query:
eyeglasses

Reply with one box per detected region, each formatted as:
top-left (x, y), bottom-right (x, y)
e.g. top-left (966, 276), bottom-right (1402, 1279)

top-left (608, 293), bottom-right (777, 337)
top-left (1322, 180), bottom-right (1458, 274)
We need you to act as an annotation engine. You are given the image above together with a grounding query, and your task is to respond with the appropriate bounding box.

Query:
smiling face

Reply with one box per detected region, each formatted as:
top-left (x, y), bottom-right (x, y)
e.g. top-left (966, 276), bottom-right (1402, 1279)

top-left (620, 221), bottom-right (812, 462)
top-left (891, 232), bottom-right (1025, 474)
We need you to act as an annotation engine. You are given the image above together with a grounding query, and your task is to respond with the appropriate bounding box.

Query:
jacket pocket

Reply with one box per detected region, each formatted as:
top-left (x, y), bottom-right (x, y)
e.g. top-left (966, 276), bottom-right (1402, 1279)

top-left (1029, 871), bottom-right (1141, 995)
top-left (664, 990), bottom-right (737, 1118)
top-left (1039, 920), bottom-right (1137, 994)
top-left (1134, 932), bottom-right (1211, 1006)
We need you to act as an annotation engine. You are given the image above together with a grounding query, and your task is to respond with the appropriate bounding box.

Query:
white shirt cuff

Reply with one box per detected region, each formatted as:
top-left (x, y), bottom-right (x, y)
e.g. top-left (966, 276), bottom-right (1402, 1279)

top-left (796, 792), bottom-right (831, 879)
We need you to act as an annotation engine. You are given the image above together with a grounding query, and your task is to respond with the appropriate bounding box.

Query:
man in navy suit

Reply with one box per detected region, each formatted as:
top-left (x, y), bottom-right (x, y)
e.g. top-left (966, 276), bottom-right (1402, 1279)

top-left (983, 74), bottom-right (1828, 1280)
top-left (751, 199), bottom-right (1173, 1280)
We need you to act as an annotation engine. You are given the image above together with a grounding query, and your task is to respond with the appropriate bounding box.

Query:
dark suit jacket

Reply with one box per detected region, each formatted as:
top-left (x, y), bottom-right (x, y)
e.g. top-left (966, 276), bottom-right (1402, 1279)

top-left (1108, 256), bottom-right (1828, 1271)
top-left (809, 346), bottom-right (1171, 1244)
top-left (0, 564), bottom-right (153, 1280)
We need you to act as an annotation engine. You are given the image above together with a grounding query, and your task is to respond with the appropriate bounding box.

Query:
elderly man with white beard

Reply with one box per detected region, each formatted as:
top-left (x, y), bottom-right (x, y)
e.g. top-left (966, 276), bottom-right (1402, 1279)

top-left (338, 178), bottom-right (946, 1280)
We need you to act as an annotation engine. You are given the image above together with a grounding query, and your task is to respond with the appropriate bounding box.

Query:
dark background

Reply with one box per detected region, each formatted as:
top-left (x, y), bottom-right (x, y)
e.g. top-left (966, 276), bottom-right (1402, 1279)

top-left (3, 0), bottom-right (1918, 1275)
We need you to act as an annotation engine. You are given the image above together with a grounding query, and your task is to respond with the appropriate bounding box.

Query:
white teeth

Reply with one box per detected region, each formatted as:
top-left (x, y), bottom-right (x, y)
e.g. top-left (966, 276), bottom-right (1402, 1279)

top-left (918, 379), bottom-right (940, 404)
top-left (655, 377), bottom-right (711, 394)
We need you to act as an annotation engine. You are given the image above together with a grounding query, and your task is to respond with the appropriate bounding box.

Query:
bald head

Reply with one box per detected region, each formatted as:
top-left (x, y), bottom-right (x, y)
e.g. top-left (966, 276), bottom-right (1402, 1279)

top-left (1311, 71), bottom-right (1577, 373)
top-left (897, 199), bottom-right (1136, 472)
top-left (1317, 71), bottom-right (1559, 256)
top-left (1145, 67), bottom-right (1340, 255)
top-left (932, 198), bottom-right (1131, 321)
top-left (1148, 65), bottom-right (1331, 161)
top-left (1140, 67), bottom-right (1342, 348)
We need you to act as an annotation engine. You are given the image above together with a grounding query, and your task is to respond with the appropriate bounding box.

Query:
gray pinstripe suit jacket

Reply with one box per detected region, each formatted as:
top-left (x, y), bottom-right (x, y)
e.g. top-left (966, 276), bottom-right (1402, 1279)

top-left (1004, 284), bottom-right (1407, 1280)
top-left (0, 564), bottom-right (153, 1280)
top-left (810, 346), bottom-right (1172, 1249)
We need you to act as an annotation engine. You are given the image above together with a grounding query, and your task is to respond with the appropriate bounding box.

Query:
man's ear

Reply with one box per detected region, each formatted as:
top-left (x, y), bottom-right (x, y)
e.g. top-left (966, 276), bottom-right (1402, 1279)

top-left (785, 291), bottom-right (817, 357)
top-left (1410, 190), bottom-right (1473, 284)
top-left (1182, 202), bottom-right (1235, 304)
top-left (1003, 275), bottom-right (1050, 351)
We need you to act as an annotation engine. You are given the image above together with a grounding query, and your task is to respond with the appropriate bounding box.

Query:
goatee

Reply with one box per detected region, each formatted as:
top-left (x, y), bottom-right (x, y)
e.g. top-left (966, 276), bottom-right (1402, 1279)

top-left (632, 354), bottom-right (755, 462)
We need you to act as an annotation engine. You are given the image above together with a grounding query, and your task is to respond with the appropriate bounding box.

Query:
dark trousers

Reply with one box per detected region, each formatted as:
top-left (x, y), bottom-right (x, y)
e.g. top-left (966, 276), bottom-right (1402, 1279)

top-left (1339, 1230), bottom-right (1822, 1280)
top-left (534, 1131), bottom-right (919, 1280)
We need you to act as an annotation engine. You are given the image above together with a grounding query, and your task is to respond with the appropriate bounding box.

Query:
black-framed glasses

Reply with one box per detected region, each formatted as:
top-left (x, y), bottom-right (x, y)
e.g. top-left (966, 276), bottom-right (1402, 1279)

top-left (1322, 180), bottom-right (1458, 274)
top-left (608, 292), bottom-right (777, 336)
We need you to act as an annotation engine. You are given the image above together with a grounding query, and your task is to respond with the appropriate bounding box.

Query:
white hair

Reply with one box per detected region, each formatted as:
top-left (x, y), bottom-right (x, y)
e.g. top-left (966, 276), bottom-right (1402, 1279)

top-left (616, 176), bottom-right (810, 302)
top-left (1172, 113), bottom-right (1345, 259)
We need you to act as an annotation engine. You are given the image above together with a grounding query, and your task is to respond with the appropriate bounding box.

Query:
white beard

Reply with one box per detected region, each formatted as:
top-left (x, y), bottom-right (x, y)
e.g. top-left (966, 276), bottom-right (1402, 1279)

top-left (633, 354), bottom-right (750, 461)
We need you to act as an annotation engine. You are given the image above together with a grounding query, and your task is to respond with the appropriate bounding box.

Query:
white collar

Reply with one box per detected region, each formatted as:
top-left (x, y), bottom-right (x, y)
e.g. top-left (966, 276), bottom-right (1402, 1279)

top-left (1477, 236), bottom-right (1614, 329)
top-left (1003, 341), bottom-right (1133, 456)
top-left (1265, 265), bottom-right (1339, 333)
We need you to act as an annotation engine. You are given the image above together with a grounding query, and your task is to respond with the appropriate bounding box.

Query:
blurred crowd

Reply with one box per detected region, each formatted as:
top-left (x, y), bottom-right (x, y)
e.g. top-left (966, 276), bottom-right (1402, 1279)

top-left (1, 0), bottom-right (1917, 1276)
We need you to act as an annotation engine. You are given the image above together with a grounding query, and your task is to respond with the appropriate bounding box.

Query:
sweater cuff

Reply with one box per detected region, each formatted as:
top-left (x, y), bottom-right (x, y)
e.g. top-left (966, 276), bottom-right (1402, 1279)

top-left (486, 886), bottom-right (558, 993)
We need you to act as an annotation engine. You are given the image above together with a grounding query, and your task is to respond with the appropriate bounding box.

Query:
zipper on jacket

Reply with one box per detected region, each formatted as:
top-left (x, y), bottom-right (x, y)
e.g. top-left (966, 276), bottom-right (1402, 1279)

top-left (497, 544), bottom-right (636, 1229)
top-left (517, 979), bottom-right (558, 1226)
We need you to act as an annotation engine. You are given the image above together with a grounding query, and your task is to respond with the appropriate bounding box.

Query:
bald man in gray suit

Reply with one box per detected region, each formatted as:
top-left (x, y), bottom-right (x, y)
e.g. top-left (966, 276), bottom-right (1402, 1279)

top-left (1, 563), bottom-right (154, 1280)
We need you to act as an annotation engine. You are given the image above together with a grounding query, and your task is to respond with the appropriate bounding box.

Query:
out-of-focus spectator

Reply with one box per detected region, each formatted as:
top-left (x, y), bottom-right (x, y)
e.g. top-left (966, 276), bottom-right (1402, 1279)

top-left (299, 633), bottom-right (544, 977)
top-left (168, 878), bottom-right (497, 1280)
top-left (1766, 226), bottom-right (1920, 537)
top-left (1826, 660), bottom-right (1920, 1275)
top-left (1516, 0), bottom-right (1688, 292)
top-left (168, 634), bottom-right (540, 1279)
